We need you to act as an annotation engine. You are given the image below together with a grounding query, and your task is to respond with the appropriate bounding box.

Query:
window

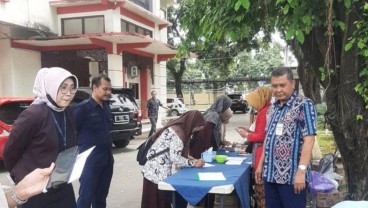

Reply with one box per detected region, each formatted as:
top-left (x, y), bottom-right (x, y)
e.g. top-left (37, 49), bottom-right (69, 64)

top-left (121, 19), bottom-right (152, 38)
top-left (130, 83), bottom-right (140, 99)
top-left (62, 16), bottom-right (104, 35)
top-left (128, 24), bottom-right (136, 33)
top-left (63, 19), bottom-right (82, 35)
top-left (130, 0), bottom-right (151, 11)
top-left (121, 21), bottom-right (127, 32)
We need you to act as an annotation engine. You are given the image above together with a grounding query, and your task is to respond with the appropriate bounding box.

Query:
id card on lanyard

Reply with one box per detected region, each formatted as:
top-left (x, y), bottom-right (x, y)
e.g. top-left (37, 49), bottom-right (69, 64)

top-left (275, 123), bottom-right (284, 136)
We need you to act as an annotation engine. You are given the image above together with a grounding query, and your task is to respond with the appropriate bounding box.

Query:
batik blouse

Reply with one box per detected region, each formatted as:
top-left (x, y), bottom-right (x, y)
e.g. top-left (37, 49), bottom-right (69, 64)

top-left (142, 127), bottom-right (196, 184)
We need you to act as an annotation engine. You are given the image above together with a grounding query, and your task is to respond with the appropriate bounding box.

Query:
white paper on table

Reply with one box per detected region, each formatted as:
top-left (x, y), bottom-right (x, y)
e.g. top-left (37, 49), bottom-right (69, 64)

top-left (197, 172), bottom-right (226, 181)
top-left (204, 163), bottom-right (215, 167)
top-left (227, 157), bottom-right (247, 161)
top-left (226, 160), bottom-right (243, 165)
top-left (226, 157), bottom-right (247, 165)
top-left (68, 146), bottom-right (95, 183)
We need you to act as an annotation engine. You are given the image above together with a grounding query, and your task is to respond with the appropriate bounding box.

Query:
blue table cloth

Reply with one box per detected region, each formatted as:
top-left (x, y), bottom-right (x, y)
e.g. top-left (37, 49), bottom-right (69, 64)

top-left (164, 156), bottom-right (252, 208)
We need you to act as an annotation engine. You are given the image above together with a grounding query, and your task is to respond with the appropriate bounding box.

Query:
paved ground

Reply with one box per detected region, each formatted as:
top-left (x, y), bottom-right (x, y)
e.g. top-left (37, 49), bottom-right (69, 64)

top-left (0, 110), bottom-right (251, 207)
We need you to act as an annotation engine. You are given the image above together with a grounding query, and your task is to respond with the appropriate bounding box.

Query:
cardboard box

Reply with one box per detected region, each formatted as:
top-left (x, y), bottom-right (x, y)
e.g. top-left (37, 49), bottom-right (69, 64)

top-left (316, 189), bottom-right (347, 208)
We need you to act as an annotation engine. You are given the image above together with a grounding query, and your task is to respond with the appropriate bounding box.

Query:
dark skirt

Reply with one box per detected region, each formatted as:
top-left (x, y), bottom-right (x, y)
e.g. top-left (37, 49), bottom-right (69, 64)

top-left (21, 183), bottom-right (76, 208)
top-left (141, 178), bottom-right (170, 208)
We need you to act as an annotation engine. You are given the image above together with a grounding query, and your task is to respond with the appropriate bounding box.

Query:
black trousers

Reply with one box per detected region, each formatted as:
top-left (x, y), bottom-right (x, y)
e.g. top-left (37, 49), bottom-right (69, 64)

top-left (20, 183), bottom-right (76, 208)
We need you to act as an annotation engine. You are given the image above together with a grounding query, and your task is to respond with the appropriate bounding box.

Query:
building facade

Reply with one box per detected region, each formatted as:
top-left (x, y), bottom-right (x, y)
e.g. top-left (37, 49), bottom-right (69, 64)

top-left (0, 0), bottom-right (175, 118)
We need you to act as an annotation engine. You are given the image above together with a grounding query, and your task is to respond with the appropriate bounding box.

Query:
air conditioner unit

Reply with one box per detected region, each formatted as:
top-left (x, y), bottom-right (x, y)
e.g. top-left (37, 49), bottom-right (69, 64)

top-left (130, 66), bottom-right (139, 77)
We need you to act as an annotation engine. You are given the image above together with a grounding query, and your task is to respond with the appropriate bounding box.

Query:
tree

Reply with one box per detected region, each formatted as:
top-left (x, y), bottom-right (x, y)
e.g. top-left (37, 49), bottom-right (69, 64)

top-left (180, 0), bottom-right (368, 199)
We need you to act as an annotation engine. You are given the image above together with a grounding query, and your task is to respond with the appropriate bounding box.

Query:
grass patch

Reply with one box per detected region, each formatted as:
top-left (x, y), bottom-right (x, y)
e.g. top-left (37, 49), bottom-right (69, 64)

top-left (315, 103), bottom-right (336, 155)
top-left (317, 132), bottom-right (336, 155)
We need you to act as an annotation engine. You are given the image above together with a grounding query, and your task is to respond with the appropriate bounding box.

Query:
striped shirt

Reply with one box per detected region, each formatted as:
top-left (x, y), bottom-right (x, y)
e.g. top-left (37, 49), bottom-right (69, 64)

top-left (263, 92), bottom-right (317, 185)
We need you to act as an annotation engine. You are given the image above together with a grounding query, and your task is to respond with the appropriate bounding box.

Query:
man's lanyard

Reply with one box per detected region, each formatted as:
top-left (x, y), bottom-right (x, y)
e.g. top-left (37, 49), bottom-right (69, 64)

top-left (51, 111), bottom-right (66, 147)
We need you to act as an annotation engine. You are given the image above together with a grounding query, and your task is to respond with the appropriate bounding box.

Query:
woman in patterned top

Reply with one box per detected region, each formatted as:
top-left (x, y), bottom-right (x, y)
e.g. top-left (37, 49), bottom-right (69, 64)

top-left (141, 110), bottom-right (206, 208)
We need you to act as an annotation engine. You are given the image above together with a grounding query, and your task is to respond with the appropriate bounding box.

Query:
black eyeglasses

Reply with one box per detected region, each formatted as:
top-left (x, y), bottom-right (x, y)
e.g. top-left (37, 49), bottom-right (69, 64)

top-left (59, 86), bottom-right (77, 94)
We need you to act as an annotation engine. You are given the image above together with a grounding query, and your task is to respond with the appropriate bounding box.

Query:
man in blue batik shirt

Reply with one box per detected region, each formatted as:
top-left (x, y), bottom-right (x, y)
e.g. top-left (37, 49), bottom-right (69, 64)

top-left (74, 74), bottom-right (114, 208)
top-left (255, 67), bottom-right (317, 208)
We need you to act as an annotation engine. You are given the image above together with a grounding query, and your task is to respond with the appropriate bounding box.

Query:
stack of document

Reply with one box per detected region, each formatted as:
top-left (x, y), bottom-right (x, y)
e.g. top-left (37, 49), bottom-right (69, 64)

top-left (197, 172), bottom-right (226, 181)
top-left (225, 157), bottom-right (248, 165)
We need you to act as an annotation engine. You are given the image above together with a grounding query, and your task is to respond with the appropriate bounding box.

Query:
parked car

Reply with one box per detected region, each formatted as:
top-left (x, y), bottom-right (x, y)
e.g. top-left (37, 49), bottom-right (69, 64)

top-left (0, 97), bottom-right (34, 160)
top-left (227, 94), bottom-right (248, 113)
top-left (72, 88), bottom-right (142, 148)
top-left (166, 98), bottom-right (188, 116)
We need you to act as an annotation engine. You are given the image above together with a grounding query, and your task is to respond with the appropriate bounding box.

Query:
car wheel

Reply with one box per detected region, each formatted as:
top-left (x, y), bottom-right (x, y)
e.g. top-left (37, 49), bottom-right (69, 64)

top-left (171, 110), bottom-right (179, 117)
top-left (113, 140), bottom-right (130, 148)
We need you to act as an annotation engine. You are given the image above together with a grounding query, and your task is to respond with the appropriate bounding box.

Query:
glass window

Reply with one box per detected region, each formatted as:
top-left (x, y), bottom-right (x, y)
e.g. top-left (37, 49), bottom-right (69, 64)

top-left (121, 20), bottom-right (128, 32)
top-left (85, 17), bottom-right (104, 34)
top-left (137, 27), bottom-right (144, 35)
top-left (63, 19), bottom-right (82, 35)
top-left (62, 16), bottom-right (104, 35)
top-left (128, 23), bottom-right (136, 33)
top-left (145, 30), bottom-right (152, 37)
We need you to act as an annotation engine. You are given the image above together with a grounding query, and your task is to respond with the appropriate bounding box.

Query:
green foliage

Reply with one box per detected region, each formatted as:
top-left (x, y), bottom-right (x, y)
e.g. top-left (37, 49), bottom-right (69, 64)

top-left (319, 67), bottom-right (326, 81)
top-left (230, 42), bottom-right (284, 78)
top-left (348, 2), bottom-right (368, 111)
top-left (180, 0), bottom-right (368, 114)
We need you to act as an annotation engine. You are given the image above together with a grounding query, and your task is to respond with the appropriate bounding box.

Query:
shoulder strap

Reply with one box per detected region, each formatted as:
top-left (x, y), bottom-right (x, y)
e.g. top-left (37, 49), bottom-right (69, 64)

top-left (147, 148), bottom-right (169, 160)
top-left (147, 133), bottom-right (170, 161)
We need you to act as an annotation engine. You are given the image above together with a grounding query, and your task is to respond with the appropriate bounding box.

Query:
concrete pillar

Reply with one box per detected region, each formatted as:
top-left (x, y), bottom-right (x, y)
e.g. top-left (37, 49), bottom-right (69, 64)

top-left (107, 54), bottom-right (123, 87)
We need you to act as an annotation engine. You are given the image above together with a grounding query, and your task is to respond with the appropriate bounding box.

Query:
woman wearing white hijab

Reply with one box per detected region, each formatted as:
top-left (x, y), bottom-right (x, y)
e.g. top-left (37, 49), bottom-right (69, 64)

top-left (3, 67), bottom-right (78, 208)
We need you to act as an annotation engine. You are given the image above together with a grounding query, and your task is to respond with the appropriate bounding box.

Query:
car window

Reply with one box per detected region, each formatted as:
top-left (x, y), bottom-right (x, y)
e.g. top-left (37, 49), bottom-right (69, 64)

top-left (110, 94), bottom-right (137, 111)
top-left (167, 98), bottom-right (173, 103)
top-left (0, 102), bottom-right (31, 125)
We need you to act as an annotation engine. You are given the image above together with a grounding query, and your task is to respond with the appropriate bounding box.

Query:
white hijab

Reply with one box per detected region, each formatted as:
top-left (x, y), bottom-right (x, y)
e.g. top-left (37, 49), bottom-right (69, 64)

top-left (32, 67), bottom-right (78, 112)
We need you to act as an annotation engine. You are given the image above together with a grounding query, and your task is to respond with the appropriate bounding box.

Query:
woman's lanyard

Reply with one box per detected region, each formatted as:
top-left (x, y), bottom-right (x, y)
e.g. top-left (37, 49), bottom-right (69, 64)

top-left (51, 111), bottom-right (66, 148)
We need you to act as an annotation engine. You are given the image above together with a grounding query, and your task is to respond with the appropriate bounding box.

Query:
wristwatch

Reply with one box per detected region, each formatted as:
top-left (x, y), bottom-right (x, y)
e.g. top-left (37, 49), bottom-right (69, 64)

top-left (10, 189), bottom-right (28, 205)
top-left (298, 165), bottom-right (307, 172)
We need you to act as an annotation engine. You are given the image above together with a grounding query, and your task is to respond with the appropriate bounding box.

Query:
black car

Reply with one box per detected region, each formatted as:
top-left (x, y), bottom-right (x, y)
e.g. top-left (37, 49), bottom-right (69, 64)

top-left (227, 94), bottom-right (248, 113)
top-left (72, 88), bottom-right (142, 148)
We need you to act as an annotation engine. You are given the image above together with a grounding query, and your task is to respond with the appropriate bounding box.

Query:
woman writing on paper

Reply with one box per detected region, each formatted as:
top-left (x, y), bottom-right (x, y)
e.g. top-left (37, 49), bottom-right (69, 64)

top-left (141, 110), bottom-right (206, 208)
top-left (3, 67), bottom-right (78, 208)
top-left (236, 86), bottom-right (272, 208)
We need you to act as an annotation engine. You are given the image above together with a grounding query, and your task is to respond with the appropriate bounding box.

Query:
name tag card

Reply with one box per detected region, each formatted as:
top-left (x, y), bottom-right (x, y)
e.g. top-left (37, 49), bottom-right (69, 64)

top-left (276, 123), bottom-right (283, 136)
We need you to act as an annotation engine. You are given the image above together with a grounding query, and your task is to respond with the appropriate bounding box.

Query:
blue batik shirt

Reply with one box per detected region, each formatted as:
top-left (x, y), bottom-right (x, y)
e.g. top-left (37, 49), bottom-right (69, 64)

top-left (263, 91), bottom-right (317, 185)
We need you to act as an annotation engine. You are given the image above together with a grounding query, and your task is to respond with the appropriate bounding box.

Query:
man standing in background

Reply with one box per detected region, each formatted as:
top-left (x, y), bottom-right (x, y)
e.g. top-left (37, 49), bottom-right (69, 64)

top-left (74, 74), bottom-right (114, 208)
top-left (147, 90), bottom-right (168, 137)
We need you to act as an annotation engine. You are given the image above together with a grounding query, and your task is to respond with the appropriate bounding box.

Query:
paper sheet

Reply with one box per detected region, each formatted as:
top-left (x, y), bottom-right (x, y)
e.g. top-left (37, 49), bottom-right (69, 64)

top-left (197, 172), bottom-right (226, 181)
top-left (68, 146), bottom-right (95, 183)
top-left (0, 184), bottom-right (8, 208)
top-left (226, 157), bottom-right (247, 165)
top-left (203, 163), bottom-right (215, 167)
